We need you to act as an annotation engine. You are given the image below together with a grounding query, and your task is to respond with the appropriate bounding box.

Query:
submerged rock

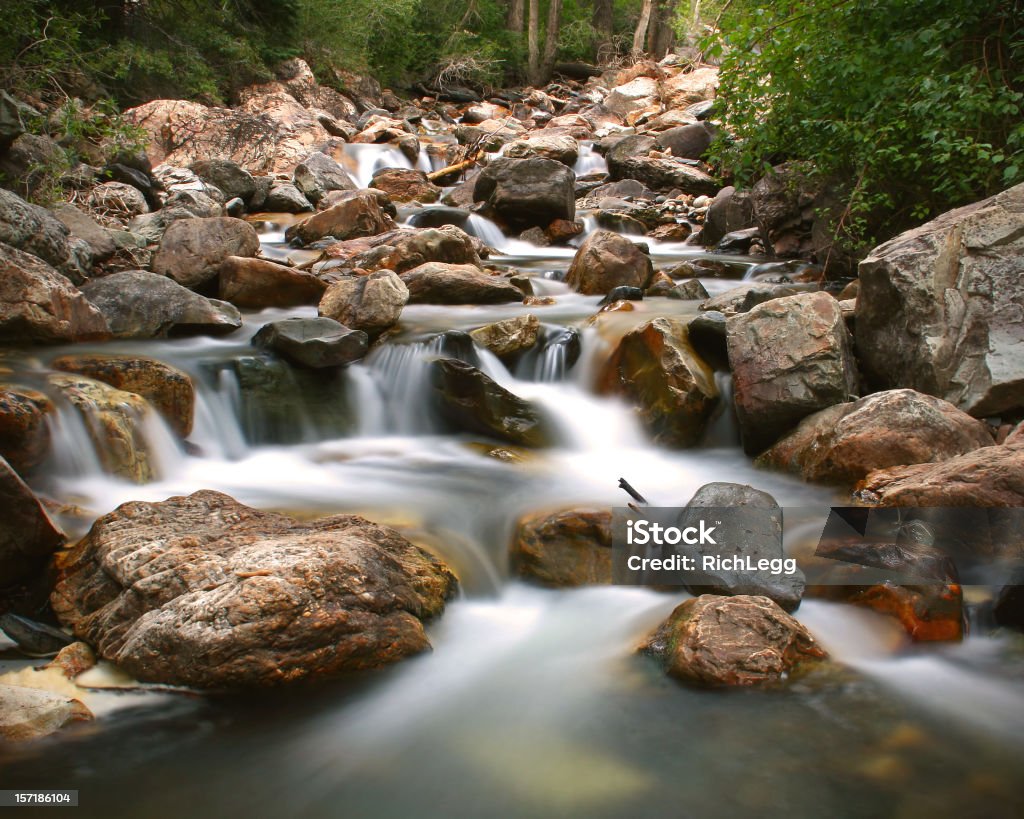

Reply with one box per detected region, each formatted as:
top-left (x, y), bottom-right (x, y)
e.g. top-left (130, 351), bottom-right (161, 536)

top-left (759, 389), bottom-right (994, 486)
top-left (253, 317), bottom-right (368, 369)
top-left (51, 354), bottom-right (195, 438)
top-left (643, 595), bottom-right (827, 687)
top-left (0, 456), bottom-right (65, 588)
top-left (51, 491), bottom-right (457, 688)
top-left (566, 230), bottom-right (654, 295)
top-left (0, 684), bottom-right (92, 741)
top-left (597, 318), bottom-right (717, 447)
top-left (81, 270), bottom-right (241, 339)
top-left (727, 292), bottom-right (858, 455)
top-left (510, 508), bottom-right (612, 587)
top-left (430, 358), bottom-right (550, 447)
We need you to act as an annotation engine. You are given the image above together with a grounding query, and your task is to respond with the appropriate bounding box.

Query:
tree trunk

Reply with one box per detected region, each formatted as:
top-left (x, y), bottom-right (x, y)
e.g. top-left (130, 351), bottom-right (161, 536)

top-left (508, 0), bottom-right (525, 33)
top-left (633, 0), bottom-right (655, 55)
top-left (541, 0), bottom-right (564, 80)
top-left (650, 0), bottom-right (678, 58)
top-left (592, 0), bottom-right (614, 63)
top-left (527, 0), bottom-right (540, 83)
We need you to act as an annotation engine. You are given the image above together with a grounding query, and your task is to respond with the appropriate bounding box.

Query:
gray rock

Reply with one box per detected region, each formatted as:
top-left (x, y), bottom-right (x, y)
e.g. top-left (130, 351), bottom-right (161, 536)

top-left (656, 123), bottom-right (714, 160)
top-left (856, 181), bottom-right (1024, 417)
top-left (81, 270), bottom-right (241, 338)
top-left (474, 157), bottom-right (576, 229)
top-left (86, 181), bottom-right (150, 217)
top-left (189, 159), bottom-right (257, 203)
top-left (0, 189), bottom-right (84, 281)
top-left (152, 216), bottom-right (260, 290)
top-left (293, 151), bottom-right (355, 205)
top-left (702, 185), bottom-right (755, 247)
top-left (253, 317), bottom-right (368, 368)
top-left (51, 203), bottom-right (116, 261)
top-left (606, 135), bottom-right (718, 195)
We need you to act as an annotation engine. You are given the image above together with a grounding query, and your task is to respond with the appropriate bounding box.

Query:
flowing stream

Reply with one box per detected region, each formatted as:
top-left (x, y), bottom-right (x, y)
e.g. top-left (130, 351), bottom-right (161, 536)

top-left (1, 143), bottom-right (1022, 818)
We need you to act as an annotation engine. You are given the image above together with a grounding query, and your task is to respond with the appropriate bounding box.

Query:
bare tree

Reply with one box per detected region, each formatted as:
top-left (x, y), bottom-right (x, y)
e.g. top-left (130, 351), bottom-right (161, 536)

top-left (632, 0), bottom-right (654, 54)
top-left (527, 0), bottom-right (563, 86)
top-left (649, 0), bottom-right (679, 58)
top-left (592, 0), bottom-right (614, 63)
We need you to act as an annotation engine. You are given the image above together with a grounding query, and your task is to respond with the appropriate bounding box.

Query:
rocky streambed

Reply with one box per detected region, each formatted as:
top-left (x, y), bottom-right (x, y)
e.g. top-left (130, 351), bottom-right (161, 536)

top-left (1, 55), bottom-right (1023, 818)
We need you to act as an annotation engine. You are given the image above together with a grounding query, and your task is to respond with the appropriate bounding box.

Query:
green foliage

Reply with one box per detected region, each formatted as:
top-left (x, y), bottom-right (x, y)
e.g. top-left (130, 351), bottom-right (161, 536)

top-left (705, 0), bottom-right (1024, 244)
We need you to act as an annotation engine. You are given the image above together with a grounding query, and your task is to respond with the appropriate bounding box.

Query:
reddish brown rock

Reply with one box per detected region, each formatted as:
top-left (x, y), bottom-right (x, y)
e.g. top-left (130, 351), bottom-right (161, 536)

top-left (566, 230), bottom-right (654, 295)
top-left (219, 256), bottom-right (326, 309)
top-left (369, 168), bottom-right (441, 203)
top-left (510, 508), bottom-right (612, 587)
top-left (285, 190), bottom-right (394, 245)
top-left (0, 386), bottom-right (53, 472)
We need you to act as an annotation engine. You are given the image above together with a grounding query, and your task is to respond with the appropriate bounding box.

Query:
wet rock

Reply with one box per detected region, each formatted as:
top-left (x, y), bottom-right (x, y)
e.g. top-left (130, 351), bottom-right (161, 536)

top-left (856, 181), bottom-right (1024, 417)
top-left (82, 270), bottom-right (241, 339)
top-left (642, 595), bottom-right (826, 687)
top-left (727, 292), bottom-right (859, 454)
top-left (656, 123), bottom-right (714, 160)
top-left (0, 613), bottom-right (74, 657)
top-left (152, 216), bottom-right (260, 290)
top-left (511, 508), bottom-right (612, 586)
top-left (48, 374), bottom-right (154, 483)
top-left (219, 255), bottom-right (326, 308)
top-left (265, 181), bottom-right (314, 213)
top-left (47, 641), bottom-right (97, 678)
top-left (702, 186), bottom-right (756, 247)
top-left (401, 262), bottom-right (524, 305)
top-left (647, 222), bottom-right (693, 242)
top-left (51, 490), bottom-right (457, 688)
top-left (474, 157), bottom-right (575, 230)
top-left (430, 358), bottom-right (550, 447)
top-left (318, 269), bottom-right (408, 338)
top-left (597, 318), bottom-right (718, 447)
top-left (993, 568), bottom-right (1024, 633)
top-left (253, 317), bottom-right (368, 369)
top-left (679, 482), bottom-right (804, 611)
top-left (469, 314), bottom-right (541, 359)
top-left (293, 151), bottom-right (356, 205)
top-left (369, 168), bottom-right (441, 203)
top-left (51, 354), bottom-right (195, 438)
top-left (702, 282), bottom-right (817, 316)
top-left (856, 444), bottom-right (1024, 507)
top-left (715, 227), bottom-right (760, 254)
top-left (686, 310), bottom-right (729, 371)
top-left (286, 190), bottom-right (393, 245)
top-left (566, 230), bottom-right (654, 295)
top-left (504, 134), bottom-right (580, 166)
top-left (86, 181), bottom-right (150, 217)
top-left (814, 582), bottom-right (964, 642)
top-left (0, 189), bottom-right (85, 282)
top-left (189, 159), bottom-right (257, 204)
top-left (0, 684), bottom-right (92, 741)
top-left (51, 203), bottom-right (116, 262)
top-left (0, 386), bottom-right (53, 472)
top-left (606, 135), bottom-right (718, 195)
top-left (0, 457), bottom-right (65, 587)
top-left (598, 286), bottom-right (645, 306)
top-left (759, 389), bottom-right (994, 486)
top-left (0, 243), bottom-right (109, 344)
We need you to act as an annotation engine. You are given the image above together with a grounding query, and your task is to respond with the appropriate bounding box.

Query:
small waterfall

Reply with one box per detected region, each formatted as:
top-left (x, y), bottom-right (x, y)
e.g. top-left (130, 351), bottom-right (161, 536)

top-left (573, 142), bottom-right (608, 176)
top-left (700, 372), bottom-right (741, 448)
top-left (188, 380), bottom-right (249, 460)
top-left (343, 143), bottom-right (433, 189)
top-left (514, 327), bottom-right (582, 382)
top-left (46, 401), bottom-right (105, 480)
top-left (464, 213), bottom-right (507, 249)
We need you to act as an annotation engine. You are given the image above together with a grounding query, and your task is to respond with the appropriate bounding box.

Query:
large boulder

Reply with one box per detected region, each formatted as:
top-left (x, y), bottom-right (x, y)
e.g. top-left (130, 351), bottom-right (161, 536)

top-left (189, 159), bottom-right (257, 204)
top-left (603, 77), bottom-right (660, 118)
top-left (503, 134), bottom-right (580, 167)
top-left (152, 217), bottom-right (260, 290)
top-left (473, 157), bottom-right (575, 229)
top-left (727, 292), bottom-right (859, 454)
top-left (660, 67), bottom-right (719, 108)
top-left (656, 123), bottom-right (714, 160)
top-left (318, 270), bottom-right (409, 337)
top-left (857, 442), bottom-right (1024, 507)
top-left (81, 270), bottom-right (241, 339)
top-left (606, 135), bottom-right (718, 195)
top-left (856, 182), bottom-right (1024, 417)
top-left (597, 318), bottom-right (717, 446)
top-left (0, 387), bottom-right (53, 472)
top-left (642, 594), bottom-right (826, 687)
top-left (510, 508), bottom-right (612, 586)
top-left (565, 230), bottom-right (654, 295)
top-left (0, 189), bottom-right (84, 282)
top-left (702, 186), bottom-right (755, 247)
top-left (0, 456), bottom-right (65, 587)
top-left (51, 354), bottom-right (195, 438)
top-left (759, 389), bottom-right (994, 485)
top-left (321, 226), bottom-right (482, 276)
top-left (285, 190), bottom-right (393, 245)
top-left (219, 255), bottom-right (326, 308)
top-left (401, 263), bottom-right (524, 305)
top-left (430, 359), bottom-right (550, 447)
top-left (292, 151), bottom-right (356, 205)
top-left (126, 97), bottom-right (331, 174)
top-left (51, 204), bottom-right (117, 261)
top-left (0, 243), bottom-right (109, 344)
top-left (253, 317), bottom-right (368, 369)
top-left (48, 374), bottom-right (155, 483)
top-left (50, 491), bottom-right (457, 688)
top-left (85, 181), bottom-right (150, 217)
